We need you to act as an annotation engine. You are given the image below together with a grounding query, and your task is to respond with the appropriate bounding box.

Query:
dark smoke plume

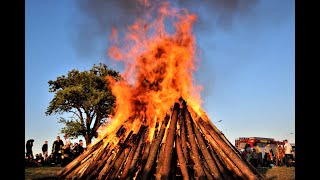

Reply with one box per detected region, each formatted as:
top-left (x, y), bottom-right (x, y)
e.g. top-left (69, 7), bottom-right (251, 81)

top-left (70, 0), bottom-right (259, 58)
top-left (177, 0), bottom-right (259, 32)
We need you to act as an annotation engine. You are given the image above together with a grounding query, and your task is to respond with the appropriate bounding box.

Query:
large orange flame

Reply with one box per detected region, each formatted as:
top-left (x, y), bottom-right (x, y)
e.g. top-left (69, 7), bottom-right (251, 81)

top-left (97, 1), bottom-right (203, 143)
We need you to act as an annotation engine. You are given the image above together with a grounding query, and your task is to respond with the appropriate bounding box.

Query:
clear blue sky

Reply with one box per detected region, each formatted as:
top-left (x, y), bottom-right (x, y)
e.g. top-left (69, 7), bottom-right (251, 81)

top-left (25, 0), bottom-right (295, 156)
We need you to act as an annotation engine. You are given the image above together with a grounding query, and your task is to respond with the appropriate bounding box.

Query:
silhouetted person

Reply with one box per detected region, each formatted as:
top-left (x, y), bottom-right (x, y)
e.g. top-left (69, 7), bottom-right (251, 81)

top-left (42, 140), bottom-right (48, 162)
top-left (52, 136), bottom-right (64, 166)
top-left (62, 140), bottom-right (72, 166)
top-left (71, 142), bottom-right (79, 159)
top-left (77, 140), bottom-right (84, 156)
top-left (26, 139), bottom-right (34, 159)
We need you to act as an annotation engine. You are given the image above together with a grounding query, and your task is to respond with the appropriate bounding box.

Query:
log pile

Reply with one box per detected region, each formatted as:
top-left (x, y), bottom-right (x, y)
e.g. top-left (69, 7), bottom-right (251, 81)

top-left (56, 100), bottom-right (261, 180)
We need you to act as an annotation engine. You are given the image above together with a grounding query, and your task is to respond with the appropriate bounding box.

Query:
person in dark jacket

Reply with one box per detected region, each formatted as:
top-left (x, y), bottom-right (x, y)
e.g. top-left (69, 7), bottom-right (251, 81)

top-left (26, 139), bottom-right (34, 159)
top-left (77, 140), bottom-right (84, 155)
top-left (62, 140), bottom-right (72, 166)
top-left (42, 140), bottom-right (48, 162)
top-left (52, 136), bottom-right (64, 166)
top-left (71, 142), bottom-right (79, 160)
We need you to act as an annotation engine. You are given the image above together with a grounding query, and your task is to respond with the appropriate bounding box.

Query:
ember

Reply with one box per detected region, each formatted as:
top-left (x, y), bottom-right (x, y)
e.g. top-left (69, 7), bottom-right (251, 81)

top-left (56, 0), bottom-right (261, 179)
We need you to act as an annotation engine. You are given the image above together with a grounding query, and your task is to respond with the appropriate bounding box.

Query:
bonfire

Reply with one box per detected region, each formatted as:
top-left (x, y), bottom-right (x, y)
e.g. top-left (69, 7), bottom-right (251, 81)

top-left (57, 1), bottom-right (261, 179)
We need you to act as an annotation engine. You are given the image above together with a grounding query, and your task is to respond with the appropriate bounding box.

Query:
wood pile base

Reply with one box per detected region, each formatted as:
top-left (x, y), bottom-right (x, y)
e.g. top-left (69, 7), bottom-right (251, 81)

top-left (56, 100), bottom-right (261, 180)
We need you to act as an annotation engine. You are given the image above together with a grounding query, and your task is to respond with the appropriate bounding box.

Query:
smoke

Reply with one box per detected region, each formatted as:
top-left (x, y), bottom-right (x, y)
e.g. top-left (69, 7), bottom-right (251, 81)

top-left (176, 0), bottom-right (259, 32)
top-left (177, 0), bottom-right (259, 100)
top-left (70, 0), bottom-right (259, 59)
top-left (70, 0), bottom-right (293, 102)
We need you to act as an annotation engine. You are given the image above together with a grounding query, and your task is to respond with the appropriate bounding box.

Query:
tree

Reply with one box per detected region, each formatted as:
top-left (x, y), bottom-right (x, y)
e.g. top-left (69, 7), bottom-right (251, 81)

top-left (46, 63), bottom-right (121, 145)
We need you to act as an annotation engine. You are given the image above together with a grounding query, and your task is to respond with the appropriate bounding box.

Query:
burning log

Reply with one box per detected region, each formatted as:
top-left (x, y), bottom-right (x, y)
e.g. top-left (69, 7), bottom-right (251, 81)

top-left (86, 145), bottom-right (114, 179)
top-left (192, 118), bottom-right (222, 180)
top-left (139, 142), bottom-right (151, 175)
top-left (207, 144), bottom-right (234, 180)
top-left (97, 150), bottom-right (117, 179)
top-left (78, 141), bottom-right (111, 179)
top-left (155, 103), bottom-right (179, 179)
top-left (197, 121), bottom-right (246, 179)
top-left (56, 140), bottom-right (103, 179)
top-left (109, 147), bottom-right (131, 179)
top-left (56, 101), bottom-right (260, 180)
top-left (175, 135), bottom-right (189, 180)
top-left (179, 109), bottom-right (189, 163)
top-left (124, 131), bottom-right (145, 179)
top-left (198, 118), bottom-right (259, 180)
top-left (202, 160), bottom-right (214, 180)
top-left (183, 103), bottom-right (206, 179)
top-left (121, 125), bottom-right (147, 178)
top-left (142, 115), bottom-right (169, 180)
top-left (187, 105), bottom-right (262, 180)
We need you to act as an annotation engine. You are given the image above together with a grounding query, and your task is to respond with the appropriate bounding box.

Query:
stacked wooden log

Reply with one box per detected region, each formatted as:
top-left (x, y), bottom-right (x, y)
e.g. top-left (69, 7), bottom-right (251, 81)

top-left (56, 100), bottom-right (261, 180)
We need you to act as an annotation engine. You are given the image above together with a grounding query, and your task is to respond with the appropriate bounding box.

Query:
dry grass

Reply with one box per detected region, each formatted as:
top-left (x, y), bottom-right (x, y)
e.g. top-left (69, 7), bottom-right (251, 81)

top-left (257, 166), bottom-right (295, 180)
top-left (25, 166), bottom-right (295, 179)
top-left (25, 166), bottom-right (63, 180)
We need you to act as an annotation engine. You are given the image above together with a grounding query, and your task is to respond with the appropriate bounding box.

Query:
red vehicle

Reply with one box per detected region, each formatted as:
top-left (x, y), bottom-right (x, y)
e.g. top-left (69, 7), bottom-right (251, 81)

top-left (235, 137), bottom-right (284, 153)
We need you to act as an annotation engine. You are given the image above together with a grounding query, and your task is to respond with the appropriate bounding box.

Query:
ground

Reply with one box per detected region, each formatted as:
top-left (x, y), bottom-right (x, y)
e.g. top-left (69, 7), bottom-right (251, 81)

top-left (25, 166), bottom-right (295, 180)
top-left (257, 166), bottom-right (295, 180)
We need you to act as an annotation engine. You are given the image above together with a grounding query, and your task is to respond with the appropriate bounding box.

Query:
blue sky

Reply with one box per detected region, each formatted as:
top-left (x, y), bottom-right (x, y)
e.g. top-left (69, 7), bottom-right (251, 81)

top-left (25, 0), bottom-right (295, 155)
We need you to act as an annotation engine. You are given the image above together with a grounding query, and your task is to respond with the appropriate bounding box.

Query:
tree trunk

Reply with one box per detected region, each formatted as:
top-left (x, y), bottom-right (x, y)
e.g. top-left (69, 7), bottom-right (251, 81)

top-left (85, 135), bottom-right (91, 147)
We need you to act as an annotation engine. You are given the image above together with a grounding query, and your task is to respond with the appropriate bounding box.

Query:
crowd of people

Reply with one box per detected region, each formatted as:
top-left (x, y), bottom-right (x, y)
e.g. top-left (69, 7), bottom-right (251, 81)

top-left (25, 136), bottom-right (86, 167)
top-left (242, 139), bottom-right (295, 168)
top-left (26, 135), bottom-right (294, 169)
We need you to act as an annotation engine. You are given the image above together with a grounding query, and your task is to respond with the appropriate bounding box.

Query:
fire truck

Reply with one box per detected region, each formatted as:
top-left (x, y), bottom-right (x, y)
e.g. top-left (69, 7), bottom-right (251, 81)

top-left (235, 137), bottom-right (284, 153)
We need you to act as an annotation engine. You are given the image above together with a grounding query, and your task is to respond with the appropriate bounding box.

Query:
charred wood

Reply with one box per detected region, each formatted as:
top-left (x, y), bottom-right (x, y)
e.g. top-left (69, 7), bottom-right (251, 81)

top-left (142, 115), bottom-right (169, 180)
top-left (183, 102), bottom-right (206, 179)
top-left (192, 120), bottom-right (222, 180)
top-left (176, 135), bottom-right (189, 180)
top-left (198, 118), bottom-right (259, 180)
top-left (155, 103), bottom-right (179, 180)
top-left (56, 140), bottom-right (103, 179)
top-left (179, 109), bottom-right (189, 163)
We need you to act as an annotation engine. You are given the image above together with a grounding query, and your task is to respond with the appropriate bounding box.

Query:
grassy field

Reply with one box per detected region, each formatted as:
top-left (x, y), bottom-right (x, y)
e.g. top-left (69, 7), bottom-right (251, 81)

top-left (25, 166), bottom-right (62, 180)
top-left (25, 166), bottom-right (295, 180)
top-left (257, 166), bottom-right (295, 180)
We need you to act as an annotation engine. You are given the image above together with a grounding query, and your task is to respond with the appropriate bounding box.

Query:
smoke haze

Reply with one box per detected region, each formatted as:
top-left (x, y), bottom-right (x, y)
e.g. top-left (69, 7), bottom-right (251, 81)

top-left (70, 0), bottom-right (259, 58)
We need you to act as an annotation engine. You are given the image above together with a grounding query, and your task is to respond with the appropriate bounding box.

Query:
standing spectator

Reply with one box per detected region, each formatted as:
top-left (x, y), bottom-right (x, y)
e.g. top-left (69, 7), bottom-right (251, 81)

top-left (284, 139), bottom-right (293, 167)
top-left (263, 143), bottom-right (273, 167)
top-left (62, 140), bottom-right (72, 166)
top-left (250, 148), bottom-right (258, 167)
top-left (63, 134), bottom-right (70, 144)
top-left (42, 140), bottom-right (48, 162)
top-left (243, 143), bottom-right (250, 159)
top-left (52, 136), bottom-right (64, 166)
top-left (275, 145), bottom-right (284, 167)
top-left (253, 142), bottom-right (262, 167)
top-left (26, 139), bottom-right (34, 159)
top-left (246, 148), bottom-right (252, 162)
top-left (77, 140), bottom-right (84, 155)
top-left (71, 142), bottom-right (79, 160)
